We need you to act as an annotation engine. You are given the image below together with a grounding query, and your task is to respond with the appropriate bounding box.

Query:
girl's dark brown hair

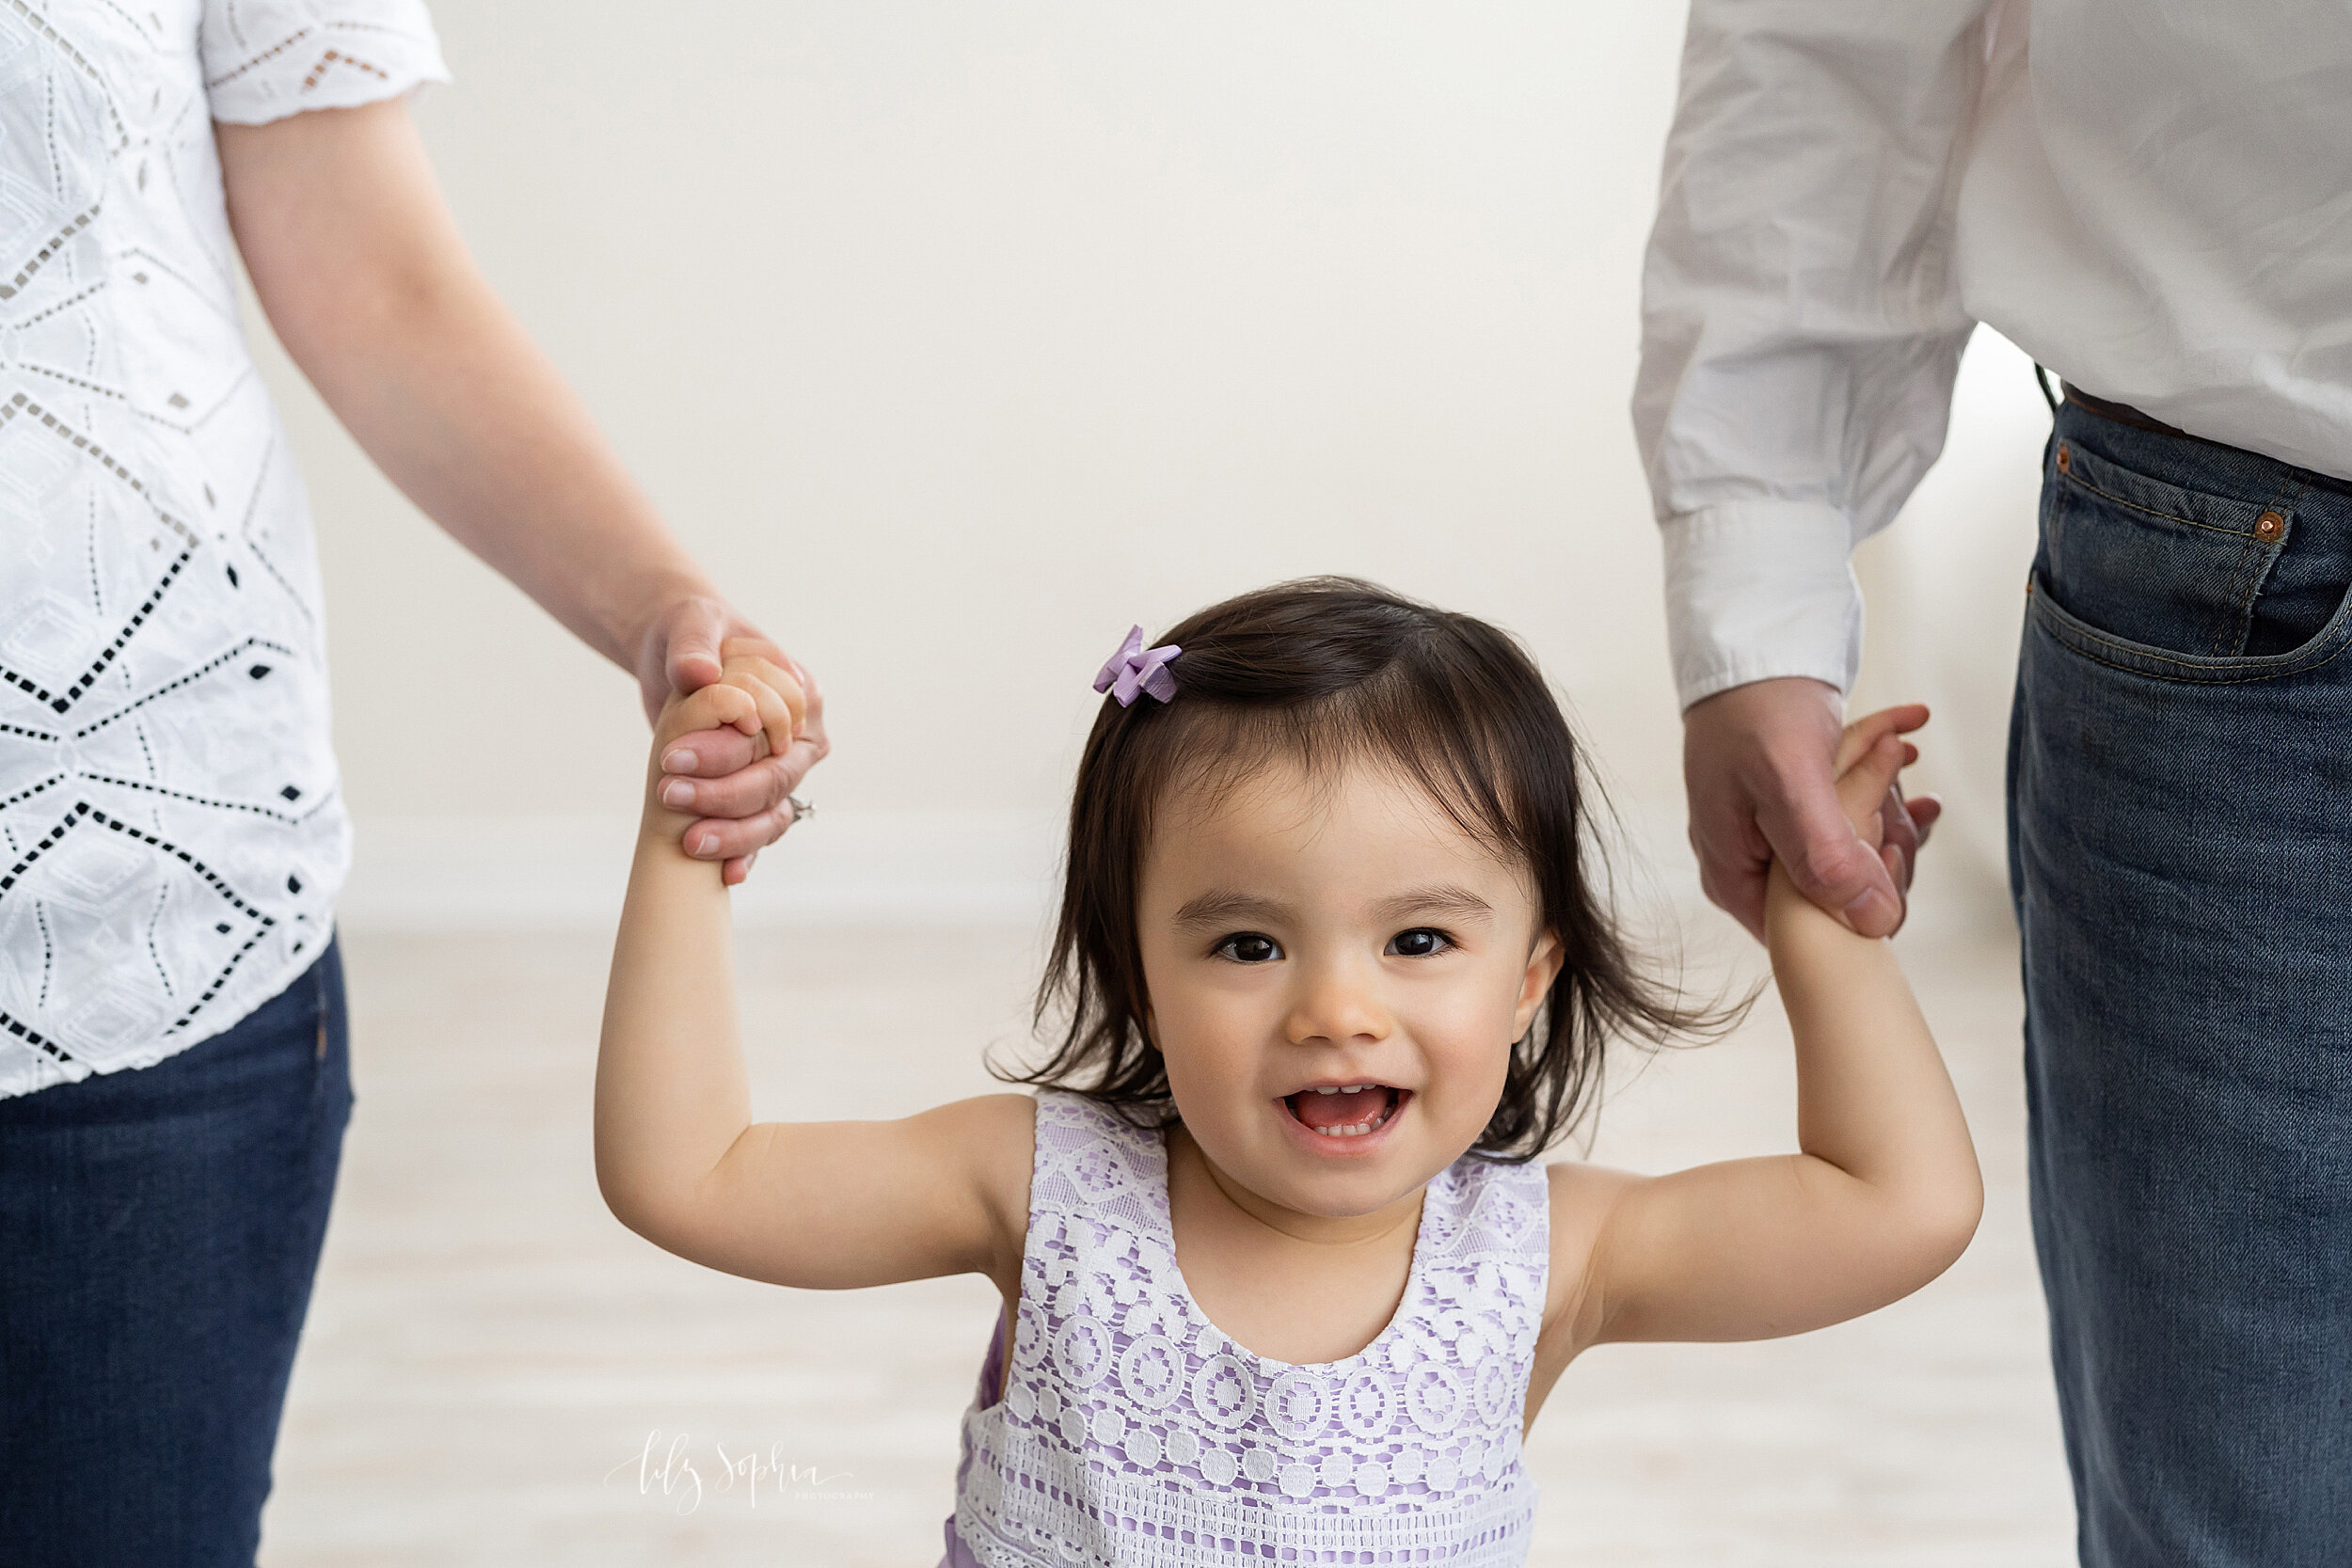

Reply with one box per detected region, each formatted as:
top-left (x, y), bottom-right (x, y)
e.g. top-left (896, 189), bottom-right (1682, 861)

top-left (1003, 577), bottom-right (1733, 1161)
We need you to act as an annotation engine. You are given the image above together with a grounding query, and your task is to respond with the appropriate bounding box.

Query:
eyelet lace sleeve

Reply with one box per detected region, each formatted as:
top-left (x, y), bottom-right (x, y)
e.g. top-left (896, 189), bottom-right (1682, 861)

top-left (201, 0), bottom-right (449, 125)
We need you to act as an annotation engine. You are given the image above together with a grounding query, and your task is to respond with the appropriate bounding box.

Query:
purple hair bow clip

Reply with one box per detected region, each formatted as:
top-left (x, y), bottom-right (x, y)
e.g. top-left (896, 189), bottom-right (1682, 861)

top-left (1093, 625), bottom-right (1182, 707)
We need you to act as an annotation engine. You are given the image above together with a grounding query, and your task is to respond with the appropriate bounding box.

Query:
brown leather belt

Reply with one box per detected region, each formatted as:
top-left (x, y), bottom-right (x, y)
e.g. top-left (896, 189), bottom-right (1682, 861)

top-left (2062, 385), bottom-right (2195, 441)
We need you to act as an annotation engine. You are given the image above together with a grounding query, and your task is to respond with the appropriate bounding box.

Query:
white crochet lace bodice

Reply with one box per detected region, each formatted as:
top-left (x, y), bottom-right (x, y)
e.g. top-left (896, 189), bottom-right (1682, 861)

top-left (946, 1089), bottom-right (1551, 1567)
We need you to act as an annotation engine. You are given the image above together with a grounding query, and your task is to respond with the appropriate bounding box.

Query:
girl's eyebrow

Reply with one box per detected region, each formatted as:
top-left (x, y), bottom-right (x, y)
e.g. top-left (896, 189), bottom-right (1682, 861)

top-left (1373, 884), bottom-right (1495, 924)
top-left (1172, 890), bottom-right (1293, 928)
top-left (1170, 885), bottom-right (1495, 928)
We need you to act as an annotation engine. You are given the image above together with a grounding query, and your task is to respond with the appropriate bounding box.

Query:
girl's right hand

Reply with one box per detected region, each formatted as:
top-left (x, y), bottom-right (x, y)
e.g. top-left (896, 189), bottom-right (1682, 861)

top-left (646, 643), bottom-right (811, 859)
top-left (600, 669), bottom-right (1034, 1304)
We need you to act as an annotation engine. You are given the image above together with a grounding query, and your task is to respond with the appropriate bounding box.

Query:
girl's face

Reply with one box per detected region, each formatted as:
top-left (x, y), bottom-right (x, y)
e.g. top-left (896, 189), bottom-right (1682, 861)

top-left (1136, 755), bottom-right (1562, 1222)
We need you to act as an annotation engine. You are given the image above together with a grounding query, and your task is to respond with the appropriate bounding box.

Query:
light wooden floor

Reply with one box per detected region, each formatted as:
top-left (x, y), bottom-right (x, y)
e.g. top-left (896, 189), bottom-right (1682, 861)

top-left (260, 914), bottom-right (2074, 1565)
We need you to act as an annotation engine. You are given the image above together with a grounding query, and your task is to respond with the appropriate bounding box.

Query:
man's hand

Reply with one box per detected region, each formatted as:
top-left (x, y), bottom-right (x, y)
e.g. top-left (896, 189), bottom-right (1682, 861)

top-left (1683, 678), bottom-right (1941, 942)
top-left (639, 604), bottom-right (829, 886)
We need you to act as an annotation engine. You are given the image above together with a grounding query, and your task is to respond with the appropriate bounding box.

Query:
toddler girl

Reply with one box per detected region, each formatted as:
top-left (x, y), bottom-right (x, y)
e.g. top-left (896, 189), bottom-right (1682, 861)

top-left (596, 578), bottom-right (1980, 1565)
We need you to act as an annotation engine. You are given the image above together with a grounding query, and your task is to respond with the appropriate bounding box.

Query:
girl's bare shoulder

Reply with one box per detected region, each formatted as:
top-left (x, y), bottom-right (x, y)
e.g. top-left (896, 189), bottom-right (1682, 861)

top-left (1537, 1160), bottom-right (1646, 1348)
top-left (922, 1092), bottom-right (1039, 1274)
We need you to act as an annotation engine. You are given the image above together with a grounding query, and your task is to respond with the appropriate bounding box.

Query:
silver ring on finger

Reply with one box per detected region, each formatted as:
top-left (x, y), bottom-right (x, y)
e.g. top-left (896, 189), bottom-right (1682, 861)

top-left (787, 795), bottom-right (813, 824)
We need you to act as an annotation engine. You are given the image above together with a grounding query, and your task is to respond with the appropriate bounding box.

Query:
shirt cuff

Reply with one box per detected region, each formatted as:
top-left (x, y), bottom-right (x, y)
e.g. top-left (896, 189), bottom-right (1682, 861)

top-left (1661, 502), bottom-right (1863, 710)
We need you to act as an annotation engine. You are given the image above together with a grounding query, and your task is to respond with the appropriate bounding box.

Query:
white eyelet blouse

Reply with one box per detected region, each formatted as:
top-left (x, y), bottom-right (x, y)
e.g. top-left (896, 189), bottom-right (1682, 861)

top-left (0, 0), bottom-right (446, 1097)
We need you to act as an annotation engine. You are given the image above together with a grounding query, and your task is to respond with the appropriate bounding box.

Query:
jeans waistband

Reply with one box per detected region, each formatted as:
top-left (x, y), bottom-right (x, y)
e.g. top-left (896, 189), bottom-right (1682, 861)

top-left (2058, 389), bottom-right (2352, 505)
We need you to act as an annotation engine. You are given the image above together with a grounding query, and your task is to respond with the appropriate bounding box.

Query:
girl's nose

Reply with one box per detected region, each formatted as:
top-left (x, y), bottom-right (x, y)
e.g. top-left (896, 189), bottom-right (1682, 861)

top-left (1283, 958), bottom-right (1391, 1048)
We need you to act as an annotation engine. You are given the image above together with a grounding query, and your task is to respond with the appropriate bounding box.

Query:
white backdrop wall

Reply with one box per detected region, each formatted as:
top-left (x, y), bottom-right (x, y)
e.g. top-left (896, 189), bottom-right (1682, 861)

top-left (255, 3), bottom-right (2045, 930)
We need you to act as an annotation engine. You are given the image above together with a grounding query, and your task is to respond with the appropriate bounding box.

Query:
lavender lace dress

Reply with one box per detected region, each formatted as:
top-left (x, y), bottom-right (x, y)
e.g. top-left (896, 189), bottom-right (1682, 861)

top-left (942, 1090), bottom-right (1551, 1567)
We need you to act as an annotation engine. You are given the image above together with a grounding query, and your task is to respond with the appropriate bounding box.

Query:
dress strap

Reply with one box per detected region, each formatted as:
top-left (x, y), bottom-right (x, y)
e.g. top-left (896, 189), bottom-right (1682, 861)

top-left (1418, 1152), bottom-right (1551, 1277)
top-left (1026, 1088), bottom-right (1174, 1243)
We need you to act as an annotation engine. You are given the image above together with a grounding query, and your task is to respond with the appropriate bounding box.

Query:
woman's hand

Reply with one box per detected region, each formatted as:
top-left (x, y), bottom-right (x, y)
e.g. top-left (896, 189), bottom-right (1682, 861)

top-left (642, 643), bottom-right (803, 834)
top-left (638, 603), bottom-right (830, 884)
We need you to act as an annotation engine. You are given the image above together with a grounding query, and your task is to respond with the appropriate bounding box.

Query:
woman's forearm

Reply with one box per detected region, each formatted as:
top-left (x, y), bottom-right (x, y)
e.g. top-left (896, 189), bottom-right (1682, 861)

top-left (220, 102), bottom-right (715, 673)
top-left (306, 260), bottom-right (710, 672)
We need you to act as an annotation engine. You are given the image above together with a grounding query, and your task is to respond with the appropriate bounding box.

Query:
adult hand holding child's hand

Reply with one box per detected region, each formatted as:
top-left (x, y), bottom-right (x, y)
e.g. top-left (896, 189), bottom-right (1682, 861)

top-left (1684, 678), bottom-right (1943, 941)
top-left (1760, 702), bottom-right (1937, 938)
top-left (644, 639), bottom-right (826, 878)
top-left (641, 613), bottom-right (829, 882)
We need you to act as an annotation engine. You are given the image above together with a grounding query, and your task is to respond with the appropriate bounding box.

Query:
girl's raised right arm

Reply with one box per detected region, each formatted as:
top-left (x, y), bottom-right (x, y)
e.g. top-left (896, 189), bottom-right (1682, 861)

top-left (595, 653), bottom-right (1034, 1294)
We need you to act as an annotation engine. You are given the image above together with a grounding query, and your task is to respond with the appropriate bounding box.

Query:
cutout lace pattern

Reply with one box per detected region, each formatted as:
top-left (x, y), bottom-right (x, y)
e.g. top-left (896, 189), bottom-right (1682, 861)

top-left (0, 1), bottom-right (445, 1096)
top-left (952, 1091), bottom-right (1550, 1566)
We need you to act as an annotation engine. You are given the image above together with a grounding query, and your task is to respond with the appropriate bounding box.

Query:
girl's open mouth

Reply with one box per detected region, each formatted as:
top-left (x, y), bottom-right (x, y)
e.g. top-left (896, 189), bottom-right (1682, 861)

top-left (1281, 1084), bottom-right (1407, 1139)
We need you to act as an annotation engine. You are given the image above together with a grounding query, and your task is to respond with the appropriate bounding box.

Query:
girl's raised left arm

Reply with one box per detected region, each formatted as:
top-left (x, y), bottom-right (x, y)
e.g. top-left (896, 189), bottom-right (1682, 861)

top-left (1549, 707), bottom-right (1982, 1354)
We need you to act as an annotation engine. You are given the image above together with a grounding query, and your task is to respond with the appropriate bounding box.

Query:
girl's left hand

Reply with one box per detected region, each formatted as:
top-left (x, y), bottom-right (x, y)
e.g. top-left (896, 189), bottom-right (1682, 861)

top-left (1832, 705), bottom-right (1943, 896)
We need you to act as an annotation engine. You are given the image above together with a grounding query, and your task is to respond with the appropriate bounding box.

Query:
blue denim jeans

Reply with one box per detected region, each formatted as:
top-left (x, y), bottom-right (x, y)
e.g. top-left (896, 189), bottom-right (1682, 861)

top-left (2013, 403), bottom-right (2352, 1565)
top-left (0, 942), bottom-right (350, 1567)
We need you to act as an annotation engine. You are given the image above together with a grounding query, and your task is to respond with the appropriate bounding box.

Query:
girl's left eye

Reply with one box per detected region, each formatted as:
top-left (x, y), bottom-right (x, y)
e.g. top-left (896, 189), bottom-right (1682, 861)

top-left (1386, 927), bottom-right (1452, 958)
top-left (1216, 932), bottom-right (1284, 963)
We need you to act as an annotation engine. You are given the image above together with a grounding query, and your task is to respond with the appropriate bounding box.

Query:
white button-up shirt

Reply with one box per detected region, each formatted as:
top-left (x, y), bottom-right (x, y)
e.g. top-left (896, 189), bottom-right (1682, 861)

top-left (1634, 0), bottom-right (2352, 709)
top-left (0, 0), bottom-right (445, 1096)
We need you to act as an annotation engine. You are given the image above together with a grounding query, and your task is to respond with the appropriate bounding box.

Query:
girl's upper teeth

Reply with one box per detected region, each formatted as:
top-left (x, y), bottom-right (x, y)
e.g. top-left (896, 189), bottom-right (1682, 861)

top-left (1312, 1085), bottom-right (1371, 1095)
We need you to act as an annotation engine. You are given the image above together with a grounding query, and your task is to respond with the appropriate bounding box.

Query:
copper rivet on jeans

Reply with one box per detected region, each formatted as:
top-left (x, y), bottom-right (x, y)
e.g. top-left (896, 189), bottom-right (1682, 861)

top-left (2057, 443), bottom-right (2072, 474)
top-left (2256, 511), bottom-right (2284, 542)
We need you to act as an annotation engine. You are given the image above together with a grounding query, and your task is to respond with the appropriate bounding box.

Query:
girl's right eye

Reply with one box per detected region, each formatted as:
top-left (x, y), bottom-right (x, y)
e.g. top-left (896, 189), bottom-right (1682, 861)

top-left (1216, 932), bottom-right (1284, 964)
